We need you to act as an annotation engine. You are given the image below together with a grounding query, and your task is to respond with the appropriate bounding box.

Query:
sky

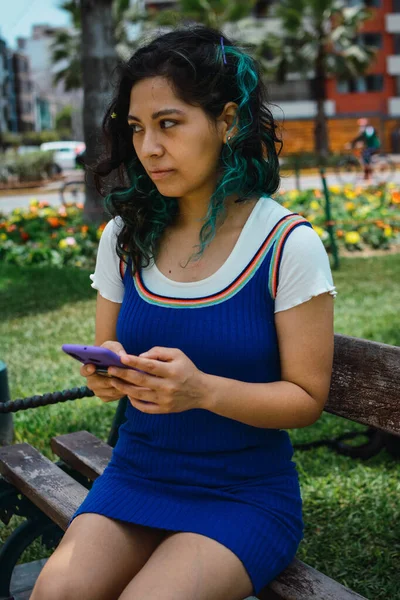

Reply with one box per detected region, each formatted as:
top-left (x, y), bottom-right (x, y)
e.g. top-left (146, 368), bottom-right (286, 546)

top-left (0, 0), bottom-right (71, 49)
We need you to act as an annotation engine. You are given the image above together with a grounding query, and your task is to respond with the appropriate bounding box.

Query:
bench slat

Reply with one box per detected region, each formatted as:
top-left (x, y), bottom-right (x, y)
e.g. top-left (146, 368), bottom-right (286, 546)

top-left (328, 334), bottom-right (400, 435)
top-left (260, 558), bottom-right (367, 599)
top-left (51, 430), bottom-right (112, 480)
top-left (0, 443), bottom-right (87, 531)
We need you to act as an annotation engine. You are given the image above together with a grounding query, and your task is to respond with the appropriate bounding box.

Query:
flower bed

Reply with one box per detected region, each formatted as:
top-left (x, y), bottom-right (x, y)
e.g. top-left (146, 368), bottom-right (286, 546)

top-left (278, 183), bottom-right (400, 252)
top-left (0, 184), bottom-right (399, 267)
top-left (0, 200), bottom-right (106, 268)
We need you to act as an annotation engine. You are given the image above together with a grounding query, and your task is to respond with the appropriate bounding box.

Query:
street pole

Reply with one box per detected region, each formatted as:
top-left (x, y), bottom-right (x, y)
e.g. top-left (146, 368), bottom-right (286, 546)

top-left (320, 167), bottom-right (339, 270)
top-left (0, 361), bottom-right (14, 445)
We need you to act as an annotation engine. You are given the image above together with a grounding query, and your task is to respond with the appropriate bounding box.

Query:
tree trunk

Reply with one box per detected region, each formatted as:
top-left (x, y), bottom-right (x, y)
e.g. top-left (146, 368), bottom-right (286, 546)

top-left (80, 0), bottom-right (118, 222)
top-left (313, 42), bottom-right (329, 161)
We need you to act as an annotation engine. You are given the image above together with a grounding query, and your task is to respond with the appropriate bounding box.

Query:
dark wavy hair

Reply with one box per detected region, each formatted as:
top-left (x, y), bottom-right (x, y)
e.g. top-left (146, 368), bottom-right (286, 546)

top-left (94, 25), bottom-right (282, 274)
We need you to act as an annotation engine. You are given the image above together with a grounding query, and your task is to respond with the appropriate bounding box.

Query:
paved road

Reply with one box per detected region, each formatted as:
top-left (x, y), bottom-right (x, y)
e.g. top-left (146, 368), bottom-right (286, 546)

top-left (1, 171), bottom-right (400, 215)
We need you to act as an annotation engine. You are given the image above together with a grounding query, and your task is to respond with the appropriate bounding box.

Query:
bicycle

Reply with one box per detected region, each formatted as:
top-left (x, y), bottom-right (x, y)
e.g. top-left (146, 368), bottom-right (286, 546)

top-left (60, 178), bottom-right (85, 205)
top-left (335, 143), bottom-right (396, 185)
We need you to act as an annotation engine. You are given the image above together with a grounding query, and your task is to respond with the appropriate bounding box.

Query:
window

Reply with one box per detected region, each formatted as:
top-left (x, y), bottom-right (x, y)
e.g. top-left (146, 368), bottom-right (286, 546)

top-left (345, 0), bottom-right (380, 5)
top-left (267, 79), bottom-right (313, 102)
top-left (337, 74), bottom-right (384, 93)
top-left (394, 34), bottom-right (400, 55)
top-left (359, 33), bottom-right (382, 48)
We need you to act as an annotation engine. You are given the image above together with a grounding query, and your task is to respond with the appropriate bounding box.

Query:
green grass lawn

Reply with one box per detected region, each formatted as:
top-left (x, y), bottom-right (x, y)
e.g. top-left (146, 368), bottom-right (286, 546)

top-left (0, 255), bottom-right (399, 599)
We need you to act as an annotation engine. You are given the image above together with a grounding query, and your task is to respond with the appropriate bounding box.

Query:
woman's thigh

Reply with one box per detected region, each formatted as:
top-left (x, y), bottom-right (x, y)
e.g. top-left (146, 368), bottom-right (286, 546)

top-left (30, 513), bottom-right (169, 600)
top-left (118, 531), bottom-right (254, 600)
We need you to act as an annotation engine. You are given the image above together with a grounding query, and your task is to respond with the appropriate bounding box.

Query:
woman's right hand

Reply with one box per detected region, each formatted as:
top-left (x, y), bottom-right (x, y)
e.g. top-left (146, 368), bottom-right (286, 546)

top-left (80, 341), bottom-right (127, 403)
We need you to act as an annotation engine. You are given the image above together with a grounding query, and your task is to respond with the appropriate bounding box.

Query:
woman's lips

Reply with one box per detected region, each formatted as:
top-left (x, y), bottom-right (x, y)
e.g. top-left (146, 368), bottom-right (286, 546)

top-left (150, 170), bottom-right (175, 180)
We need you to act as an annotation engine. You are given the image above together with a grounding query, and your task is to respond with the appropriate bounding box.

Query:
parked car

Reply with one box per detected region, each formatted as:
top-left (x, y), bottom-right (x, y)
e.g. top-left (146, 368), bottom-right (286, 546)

top-left (40, 141), bottom-right (86, 172)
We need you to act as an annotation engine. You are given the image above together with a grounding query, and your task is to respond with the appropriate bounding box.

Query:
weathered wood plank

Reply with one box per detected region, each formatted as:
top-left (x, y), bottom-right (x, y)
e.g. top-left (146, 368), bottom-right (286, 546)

top-left (259, 557), bottom-right (367, 600)
top-left (327, 334), bottom-right (400, 435)
top-left (51, 430), bottom-right (112, 480)
top-left (0, 443), bottom-right (87, 531)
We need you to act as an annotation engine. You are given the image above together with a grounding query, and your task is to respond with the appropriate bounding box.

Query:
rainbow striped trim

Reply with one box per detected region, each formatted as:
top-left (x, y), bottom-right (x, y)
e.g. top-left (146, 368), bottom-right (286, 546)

top-left (122, 213), bottom-right (310, 308)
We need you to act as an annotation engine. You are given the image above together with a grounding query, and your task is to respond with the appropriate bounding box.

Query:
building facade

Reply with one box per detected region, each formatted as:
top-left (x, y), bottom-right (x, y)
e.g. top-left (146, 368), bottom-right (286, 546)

top-left (17, 24), bottom-right (83, 136)
top-left (12, 52), bottom-right (35, 132)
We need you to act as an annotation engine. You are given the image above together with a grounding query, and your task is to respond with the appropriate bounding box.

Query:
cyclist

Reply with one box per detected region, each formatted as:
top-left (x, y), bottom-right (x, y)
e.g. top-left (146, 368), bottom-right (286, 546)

top-left (349, 118), bottom-right (381, 181)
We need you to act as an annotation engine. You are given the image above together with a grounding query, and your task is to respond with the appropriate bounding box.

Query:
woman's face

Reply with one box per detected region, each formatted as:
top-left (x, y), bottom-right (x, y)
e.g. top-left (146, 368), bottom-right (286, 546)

top-left (127, 76), bottom-right (236, 202)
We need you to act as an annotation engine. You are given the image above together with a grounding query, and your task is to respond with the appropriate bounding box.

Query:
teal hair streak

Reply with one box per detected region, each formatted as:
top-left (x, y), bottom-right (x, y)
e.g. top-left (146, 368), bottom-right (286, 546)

top-left (192, 45), bottom-right (279, 263)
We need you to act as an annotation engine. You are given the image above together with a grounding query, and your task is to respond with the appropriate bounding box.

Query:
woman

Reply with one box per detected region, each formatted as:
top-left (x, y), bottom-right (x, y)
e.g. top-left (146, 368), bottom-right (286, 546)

top-left (32, 25), bottom-right (336, 600)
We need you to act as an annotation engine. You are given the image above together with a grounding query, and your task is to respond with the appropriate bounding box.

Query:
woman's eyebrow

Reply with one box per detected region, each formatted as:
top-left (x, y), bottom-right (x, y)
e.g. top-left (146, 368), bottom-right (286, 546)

top-left (127, 108), bottom-right (186, 122)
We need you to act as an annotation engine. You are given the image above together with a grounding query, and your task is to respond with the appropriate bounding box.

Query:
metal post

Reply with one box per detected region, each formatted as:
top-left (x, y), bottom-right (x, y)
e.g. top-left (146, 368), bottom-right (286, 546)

top-left (0, 361), bottom-right (14, 445)
top-left (320, 168), bottom-right (340, 270)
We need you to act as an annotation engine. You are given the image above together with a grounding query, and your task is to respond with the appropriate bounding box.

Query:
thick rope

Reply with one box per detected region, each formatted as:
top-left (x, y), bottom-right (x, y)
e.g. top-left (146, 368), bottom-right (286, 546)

top-left (0, 386), bottom-right (95, 414)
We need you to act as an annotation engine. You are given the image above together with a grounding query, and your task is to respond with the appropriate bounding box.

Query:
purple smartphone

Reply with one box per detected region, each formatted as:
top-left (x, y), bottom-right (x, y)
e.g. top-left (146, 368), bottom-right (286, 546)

top-left (62, 344), bottom-right (133, 376)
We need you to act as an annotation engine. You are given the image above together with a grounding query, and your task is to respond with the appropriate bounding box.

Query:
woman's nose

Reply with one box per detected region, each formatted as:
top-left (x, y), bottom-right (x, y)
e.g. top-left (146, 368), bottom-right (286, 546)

top-left (141, 131), bottom-right (164, 158)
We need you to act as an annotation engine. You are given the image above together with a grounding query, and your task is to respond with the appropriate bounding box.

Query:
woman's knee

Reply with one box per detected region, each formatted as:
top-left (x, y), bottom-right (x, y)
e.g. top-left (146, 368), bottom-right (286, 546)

top-left (31, 568), bottom-right (90, 600)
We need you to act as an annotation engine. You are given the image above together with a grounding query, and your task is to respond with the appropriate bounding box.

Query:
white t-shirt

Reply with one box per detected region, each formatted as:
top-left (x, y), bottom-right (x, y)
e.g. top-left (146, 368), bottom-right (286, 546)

top-left (90, 197), bottom-right (336, 313)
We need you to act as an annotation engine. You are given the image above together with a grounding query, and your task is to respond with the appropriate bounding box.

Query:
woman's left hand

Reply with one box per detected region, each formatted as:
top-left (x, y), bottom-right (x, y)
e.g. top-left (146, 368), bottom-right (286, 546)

top-left (107, 347), bottom-right (208, 414)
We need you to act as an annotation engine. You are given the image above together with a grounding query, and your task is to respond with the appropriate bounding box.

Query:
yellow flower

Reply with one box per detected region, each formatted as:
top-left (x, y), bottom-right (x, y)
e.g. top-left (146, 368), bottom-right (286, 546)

top-left (0, 233), bottom-right (6, 241)
top-left (313, 226), bottom-right (325, 238)
top-left (58, 239), bottom-right (68, 249)
top-left (329, 186), bottom-right (341, 194)
top-left (384, 226), bottom-right (393, 238)
top-left (345, 201), bottom-right (355, 211)
top-left (310, 200), bottom-right (320, 211)
top-left (307, 214), bottom-right (316, 222)
top-left (345, 231), bottom-right (361, 245)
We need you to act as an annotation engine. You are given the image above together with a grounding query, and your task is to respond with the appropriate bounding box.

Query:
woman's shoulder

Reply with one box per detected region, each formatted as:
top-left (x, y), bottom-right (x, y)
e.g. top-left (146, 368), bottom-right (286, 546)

top-left (101, 216), bottom-right (124, 240)
top-left (256, 195), bottom-right (296, 226)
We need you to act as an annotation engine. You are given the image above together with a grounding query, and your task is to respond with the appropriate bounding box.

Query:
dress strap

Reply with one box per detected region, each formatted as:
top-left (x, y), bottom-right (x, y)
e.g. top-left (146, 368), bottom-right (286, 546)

top-left (268, 214), bottom-right (312, 300)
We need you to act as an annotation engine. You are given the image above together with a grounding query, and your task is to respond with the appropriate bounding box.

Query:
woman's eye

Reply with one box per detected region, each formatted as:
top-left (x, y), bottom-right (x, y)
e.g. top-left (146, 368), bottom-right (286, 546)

top-left (129, 120), bottom-right (176, 134)
top-left (161, 120), bottom-right (176, 129)
top-left (129, 124), bottom-right (142, 134)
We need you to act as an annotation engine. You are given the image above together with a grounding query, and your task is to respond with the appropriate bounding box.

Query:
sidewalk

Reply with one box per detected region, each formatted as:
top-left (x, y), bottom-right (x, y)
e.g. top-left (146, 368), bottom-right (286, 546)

top-left (0, 170), bottom-right (84, 198)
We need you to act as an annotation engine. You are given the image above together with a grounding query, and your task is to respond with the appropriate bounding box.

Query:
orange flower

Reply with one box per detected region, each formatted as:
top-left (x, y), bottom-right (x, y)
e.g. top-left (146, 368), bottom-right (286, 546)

top-left (391, 191), bottom-right (400, 204)
top-left (20, 230), bottom-right (29, 241)
top-left (6, 224), bottom-right (17, 232)
top-left (81, 225), bottom-right (89, 233)
top-left (375, 220), bottom-right (385, 228)
top-left (76, 202), bottom-right (84, 210)
top-left (47, 217), bottom-right (61, 227)
top-left (336, 230), bottom-right (344, 238)
top-left (38, 200), bottom-right (50, 208)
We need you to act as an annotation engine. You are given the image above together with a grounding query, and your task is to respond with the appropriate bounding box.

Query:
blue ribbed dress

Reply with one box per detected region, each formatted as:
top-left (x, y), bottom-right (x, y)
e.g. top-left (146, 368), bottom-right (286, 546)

top-left (71, 213), bottom-right (311, 595)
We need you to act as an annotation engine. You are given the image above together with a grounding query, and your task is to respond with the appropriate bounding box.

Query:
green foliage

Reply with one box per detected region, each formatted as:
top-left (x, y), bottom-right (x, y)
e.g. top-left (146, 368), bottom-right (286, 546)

top-left (278, 184), bottom-right (400, 252)
top-left (2, 131), bottom-right (63, 149)
top-left (179, 0), bottom-right (256, 27)
top-left (0, 200), bottom-right (106, 267)
top-left (55, 105), bottom-right (74, 132)
top-left (0, 151), bottom-right (56, 183)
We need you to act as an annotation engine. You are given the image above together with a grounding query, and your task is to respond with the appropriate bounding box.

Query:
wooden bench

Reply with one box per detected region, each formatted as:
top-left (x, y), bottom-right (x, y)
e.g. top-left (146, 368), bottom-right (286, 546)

top-left (1, 333), bottom-right (399, 599)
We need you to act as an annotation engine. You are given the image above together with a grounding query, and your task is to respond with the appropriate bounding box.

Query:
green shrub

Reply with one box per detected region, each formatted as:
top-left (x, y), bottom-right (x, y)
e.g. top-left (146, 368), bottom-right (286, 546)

top-left (0, 151), bottom-right (56, 183)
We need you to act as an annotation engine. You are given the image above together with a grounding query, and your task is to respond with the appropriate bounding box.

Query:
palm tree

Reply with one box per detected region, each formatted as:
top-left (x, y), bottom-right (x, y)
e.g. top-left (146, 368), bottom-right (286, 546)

top-left (252, 0), bottom-right (377, 158)
top-left (52, 0), bottom-right (134, 91)
top-left (80, 0), bottom-right (118, 221)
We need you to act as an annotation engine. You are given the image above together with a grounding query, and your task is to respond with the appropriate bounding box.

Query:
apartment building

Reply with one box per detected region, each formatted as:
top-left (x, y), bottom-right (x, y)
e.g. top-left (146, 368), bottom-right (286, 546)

top-left (12, 52), bottom-right (35, 132)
